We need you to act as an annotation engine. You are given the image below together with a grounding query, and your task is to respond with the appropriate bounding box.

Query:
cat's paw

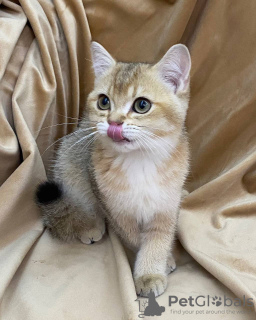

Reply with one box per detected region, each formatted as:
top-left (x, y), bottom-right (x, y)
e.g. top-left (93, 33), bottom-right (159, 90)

top-left (166, 254), bottom-right (176, 274)
top-left (80, 218), bottom-right (105, 244)
top-left (181, 189), bottom-right (189, 199)
top-left (134, 274), bottom-right (167, 297)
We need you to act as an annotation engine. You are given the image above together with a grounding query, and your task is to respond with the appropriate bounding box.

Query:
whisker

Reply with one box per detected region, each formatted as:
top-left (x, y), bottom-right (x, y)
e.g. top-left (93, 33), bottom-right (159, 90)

top-left (148, 138), bottom-right (169, 158)
top-left (139, 134), bottom-right (154, 154)
top-left (149, 136), bottom-right (185, 163)
top-left (55, 112), bottom-right (80, 121)
top-left (81, 133), bottom-right (99, 154)
top-left (46, 133), bottom-right (97, 174)
top-left (147, 135), bottom-right (172, 158)
top-left (79, 120), bottom-right (99, 126)
top-left (140, 132), bottom-right (169, 159)
top-left (41, 127), bottom-right (96, 156)
top-left (135, 138), bottom-right (146, 158)
top-left (36, 122), bottom-right (79, 134)
top-left (146, 132), bottom-right (185, 159)
top-left (138, 125), bottom-right (167, 132)
top-left (80, 119), bottom-right (98, 123)
top-left (60, 131), bottom-right (98, 159)
top-left (137, 135), bottom-right (153, 159)
top-left (41, 136), bottom-right (69, 157)
top-left (141, 130), bottom-right (170, 145)
top-left (139, 134), bottom-right (179, 181)
top-left (141, 129), bottom-right (185, 158)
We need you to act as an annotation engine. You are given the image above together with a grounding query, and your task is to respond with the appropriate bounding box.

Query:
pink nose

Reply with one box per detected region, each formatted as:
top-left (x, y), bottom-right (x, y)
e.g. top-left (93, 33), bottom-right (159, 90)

top-left (107, 122), bottom-right (124, 142)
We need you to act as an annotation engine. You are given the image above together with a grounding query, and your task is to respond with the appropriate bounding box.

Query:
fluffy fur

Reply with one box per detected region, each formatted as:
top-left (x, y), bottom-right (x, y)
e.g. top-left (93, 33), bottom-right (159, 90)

top-left (36, 41), bottom-right (191, 297)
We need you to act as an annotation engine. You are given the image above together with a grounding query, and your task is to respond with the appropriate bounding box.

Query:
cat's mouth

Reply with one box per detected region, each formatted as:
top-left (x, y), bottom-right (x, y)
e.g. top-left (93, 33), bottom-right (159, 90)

top-left (107, 122), bottom-right (131, 143)
top-left (114, 137), bottom-right (131, 143)
top-left (109, 135), bottom-right (131, 144)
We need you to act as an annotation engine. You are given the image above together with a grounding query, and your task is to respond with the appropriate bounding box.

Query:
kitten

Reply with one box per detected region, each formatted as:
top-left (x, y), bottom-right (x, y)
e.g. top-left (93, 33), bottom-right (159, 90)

top-left (36, 41), bottom-right (191, 297)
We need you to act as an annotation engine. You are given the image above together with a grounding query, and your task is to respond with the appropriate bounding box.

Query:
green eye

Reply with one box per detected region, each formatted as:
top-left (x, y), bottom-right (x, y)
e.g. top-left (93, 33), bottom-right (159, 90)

top-left (133, 98), bottom-right (151, 114)
top-left (98, 95), bottom-right (110, 110)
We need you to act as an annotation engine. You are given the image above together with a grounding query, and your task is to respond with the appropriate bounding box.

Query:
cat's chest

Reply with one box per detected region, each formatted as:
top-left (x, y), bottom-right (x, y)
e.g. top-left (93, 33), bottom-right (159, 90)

top-left (93, 152), bottom-right (177, 223)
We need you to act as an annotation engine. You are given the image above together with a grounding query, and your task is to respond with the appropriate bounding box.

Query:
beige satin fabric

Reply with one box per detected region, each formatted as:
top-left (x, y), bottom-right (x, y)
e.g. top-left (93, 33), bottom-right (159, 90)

top-left (0, 0), bottom-right (256, 319)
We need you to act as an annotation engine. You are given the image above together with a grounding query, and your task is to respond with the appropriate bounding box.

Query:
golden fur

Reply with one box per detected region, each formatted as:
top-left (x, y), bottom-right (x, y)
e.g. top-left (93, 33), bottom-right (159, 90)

top-left (36, 41), bottom-right (191, 297)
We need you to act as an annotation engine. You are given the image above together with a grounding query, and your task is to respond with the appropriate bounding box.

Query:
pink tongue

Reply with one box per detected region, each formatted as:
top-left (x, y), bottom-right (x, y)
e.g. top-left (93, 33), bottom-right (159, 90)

top-left (107, 123), bottom-right (124, 142)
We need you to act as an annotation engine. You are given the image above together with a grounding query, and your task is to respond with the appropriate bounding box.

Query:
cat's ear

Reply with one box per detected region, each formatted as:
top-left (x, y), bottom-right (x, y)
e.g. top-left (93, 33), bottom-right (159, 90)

top-left (91, 42), bottom-right (115, 81)
top-left (155, 44), bottom-right (191, 93)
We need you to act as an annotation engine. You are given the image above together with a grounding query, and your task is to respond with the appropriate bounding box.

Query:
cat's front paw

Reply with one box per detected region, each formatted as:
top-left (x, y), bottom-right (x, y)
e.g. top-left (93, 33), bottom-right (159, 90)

top-left (135, 274), bottom-right (167, 297)
top-left (166, 254), bottom-right (176, 274)
top-left (80, 217), bottom-right (106, 244)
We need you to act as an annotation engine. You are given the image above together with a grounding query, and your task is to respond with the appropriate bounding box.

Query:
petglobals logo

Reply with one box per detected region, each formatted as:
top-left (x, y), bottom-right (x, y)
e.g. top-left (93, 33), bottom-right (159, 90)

top-left (168, 295), bottom-right (254, 308)
top-left (168, 295), bottom-right (254, 317)
top-left (135, 289), bottom-right (166, 318)
top-left (136, 293), bottom-right (255, 318)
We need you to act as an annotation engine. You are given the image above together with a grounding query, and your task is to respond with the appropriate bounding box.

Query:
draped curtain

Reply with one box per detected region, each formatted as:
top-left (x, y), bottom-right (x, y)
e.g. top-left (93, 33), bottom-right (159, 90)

top-left (0, 1), bottom-right (256, 319)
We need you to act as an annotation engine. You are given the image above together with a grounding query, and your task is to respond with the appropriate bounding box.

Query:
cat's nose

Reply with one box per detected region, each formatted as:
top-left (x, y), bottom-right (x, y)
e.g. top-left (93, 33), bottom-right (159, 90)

top-left (107, 122), bottom-right (125, 142)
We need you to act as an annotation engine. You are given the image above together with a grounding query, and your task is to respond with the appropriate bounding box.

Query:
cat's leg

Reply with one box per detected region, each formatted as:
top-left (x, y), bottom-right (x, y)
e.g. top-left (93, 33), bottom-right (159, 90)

top-left (166, 253), bottom-right (176, 274)
top-left (109, 214), bottom-right (141, 251)
top-left (134, 213), bottom-right (176, 297)
top-left (36, 181), bottom-right (105, 243)
top-left (80, 214), bottom-right (105, 244)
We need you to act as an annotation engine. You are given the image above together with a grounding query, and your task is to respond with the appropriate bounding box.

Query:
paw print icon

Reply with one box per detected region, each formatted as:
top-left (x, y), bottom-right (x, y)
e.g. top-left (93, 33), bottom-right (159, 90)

top-left (212, 296), bottom-right (222, 307)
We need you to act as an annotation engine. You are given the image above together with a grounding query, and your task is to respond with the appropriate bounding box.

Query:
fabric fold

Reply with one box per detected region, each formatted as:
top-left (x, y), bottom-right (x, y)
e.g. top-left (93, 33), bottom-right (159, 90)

top-left (0, 0), bottom-right (256, 319)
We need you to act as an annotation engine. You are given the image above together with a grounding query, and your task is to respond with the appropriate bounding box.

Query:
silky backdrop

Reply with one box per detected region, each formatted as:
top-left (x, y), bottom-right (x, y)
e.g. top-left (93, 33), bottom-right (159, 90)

top-left (0, 0), bottom-right (256, 319)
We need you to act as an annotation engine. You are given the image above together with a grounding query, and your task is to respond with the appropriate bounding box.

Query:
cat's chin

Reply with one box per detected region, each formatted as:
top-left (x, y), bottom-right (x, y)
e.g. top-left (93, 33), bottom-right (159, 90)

top-left (111, 140), bottom-right (139, 153)
top-left (100, 137), bottom-right (139, 153)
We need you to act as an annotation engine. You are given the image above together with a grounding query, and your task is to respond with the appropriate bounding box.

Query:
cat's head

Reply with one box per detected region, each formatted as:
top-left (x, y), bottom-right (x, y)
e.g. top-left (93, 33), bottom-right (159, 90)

top-left (83, 41), bottom-right (191, 155)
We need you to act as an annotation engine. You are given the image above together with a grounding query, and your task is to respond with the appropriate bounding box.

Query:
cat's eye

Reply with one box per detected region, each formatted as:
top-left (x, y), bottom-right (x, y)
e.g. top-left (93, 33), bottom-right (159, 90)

top-left (98, 95), bottom-right (110, 110)
top-left (132, 98), bottom-right (151, 114)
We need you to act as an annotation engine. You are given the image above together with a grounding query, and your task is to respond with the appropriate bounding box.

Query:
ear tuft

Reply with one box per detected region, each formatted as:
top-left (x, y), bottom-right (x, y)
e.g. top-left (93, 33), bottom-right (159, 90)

top-left (156, 44), bottom-right (191, 93)
top-left (91, 41), bottom-right (115, 81)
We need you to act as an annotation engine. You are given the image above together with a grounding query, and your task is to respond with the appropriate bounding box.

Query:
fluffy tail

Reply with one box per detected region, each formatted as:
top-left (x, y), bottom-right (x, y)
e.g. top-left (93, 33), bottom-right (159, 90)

top-left (36, 180), bottom-right (63, 206)
top-left (35, 180), bottom-right (80, 241)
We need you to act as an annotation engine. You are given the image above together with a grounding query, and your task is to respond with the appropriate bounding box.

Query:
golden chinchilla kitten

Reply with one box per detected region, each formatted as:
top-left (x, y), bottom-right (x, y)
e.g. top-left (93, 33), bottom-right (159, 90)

top-left (36, 41), bottom-right (191, 297)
